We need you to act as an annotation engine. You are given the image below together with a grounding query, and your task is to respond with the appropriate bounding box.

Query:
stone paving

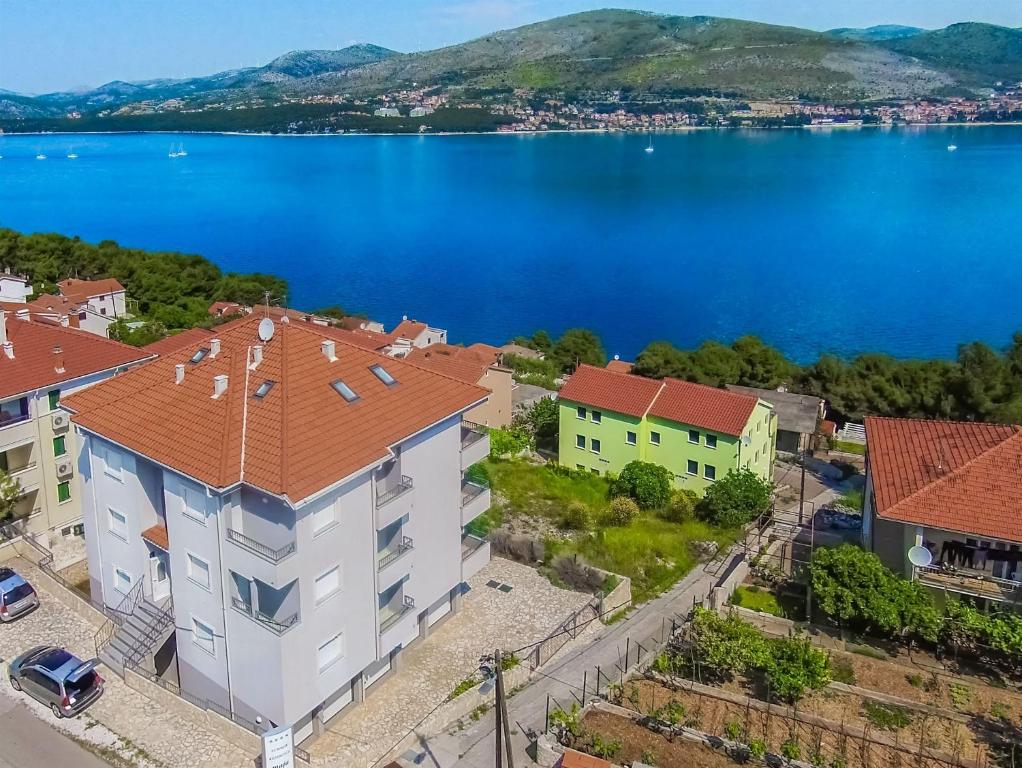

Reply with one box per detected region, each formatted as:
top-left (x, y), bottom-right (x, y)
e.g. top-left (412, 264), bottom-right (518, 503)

top-left (0, 556), bottom-right (255, 768)
top-left (310, 557), bottom-right (597, 768)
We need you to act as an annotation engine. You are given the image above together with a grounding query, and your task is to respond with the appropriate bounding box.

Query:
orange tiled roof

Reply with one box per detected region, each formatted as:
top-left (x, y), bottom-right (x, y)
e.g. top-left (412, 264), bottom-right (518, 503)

top-left (865, 417), bottom-right (1022, 543)
top-left (558, 364), bottom-right (664, 418)
top-left (560, 749), bottom-right (611, 768)
top-left (650, 378), bottom-right (759, 437)
top-left (606, 359), bottom-right (634, 374)
top-left (65, 315), bottom-right (488, 502)
top-left (143, 328), bottom-right (216, 357)
top-left (0, 313), bottom-right (152, 399)
top-left (406, 345), bottom-right (491, 385)
top-left (58, 278), bottom-right (125, 302)
top-left (209, 301), bottom-right (247, 318)
top-left (141, 523), bottom-right (170, 551)
top-left (391, 319), bottom-right (428, 341)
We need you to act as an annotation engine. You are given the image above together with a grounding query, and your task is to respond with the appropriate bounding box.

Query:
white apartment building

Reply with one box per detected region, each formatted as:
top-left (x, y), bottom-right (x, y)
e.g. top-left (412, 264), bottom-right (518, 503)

top-left (66, 314), bottom-right (493, 743)
top-left (0, 309), bottom-right (152, 542)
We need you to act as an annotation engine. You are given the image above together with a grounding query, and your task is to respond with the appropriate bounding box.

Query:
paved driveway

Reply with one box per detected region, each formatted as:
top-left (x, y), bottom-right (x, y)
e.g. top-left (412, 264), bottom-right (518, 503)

top-left (310, 558), bottom-right (594, 767)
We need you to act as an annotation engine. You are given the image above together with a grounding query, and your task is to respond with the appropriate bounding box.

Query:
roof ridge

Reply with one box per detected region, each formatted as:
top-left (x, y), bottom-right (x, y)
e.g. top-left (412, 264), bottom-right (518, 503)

top-left (216, 348), bottom-right (243, 486)
top-left (643, 381), bottom-right (668, 418)
top-left (881, 426), bottom-right (1022, 521)
top-left (866, 415), bottom-right (1021, 429)
top-left (279, 321), bottom-right (291, 495)
top-left (666, 377), bottom-right (759, 403)
top-left (10, 315), bottom-right (154, 354)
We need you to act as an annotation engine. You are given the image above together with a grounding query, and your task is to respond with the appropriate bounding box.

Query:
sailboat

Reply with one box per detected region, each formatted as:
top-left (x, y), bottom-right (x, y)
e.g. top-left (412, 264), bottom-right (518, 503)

top-left (66, 148), bottom-right (78, 159)
top-left (644, 134), bottom-right (654, 154)
top-left (35, 153), bottom-right (47, 160)
top-left (947, 143), bottom-right (958, 152)
top-left (176, 143), bottom-right (187, 157)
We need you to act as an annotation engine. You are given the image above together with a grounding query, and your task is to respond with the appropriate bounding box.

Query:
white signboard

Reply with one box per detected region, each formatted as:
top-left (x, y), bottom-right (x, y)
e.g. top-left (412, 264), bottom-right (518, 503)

top-left (262, 725), bottom-right (294, 768)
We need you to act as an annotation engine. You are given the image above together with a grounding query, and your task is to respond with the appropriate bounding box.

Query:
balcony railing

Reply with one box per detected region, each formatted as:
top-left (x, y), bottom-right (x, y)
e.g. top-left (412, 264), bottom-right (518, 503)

top-left (230, 597), bottom-right (299, 635)
top-left (376, 476), bottom-right (413, 508)
top-left (461, 533), bottom-right (487, 560)
top-left (378, 536), bottom-right (414, 570)
top-left (461, 481), bottom-right (487, 506)
top-left (226, 527), bottom-right (296, 563)
top-left (5, 460), bottom-right (37, 476)
top-left (461, 426), bottom-right (487, 450)
top-left (379, 595), bottom-right (415, 633)
top-left (0, 412), bottom-right (31, 430)
top-left (915, 565), bottom-right (1022, 603)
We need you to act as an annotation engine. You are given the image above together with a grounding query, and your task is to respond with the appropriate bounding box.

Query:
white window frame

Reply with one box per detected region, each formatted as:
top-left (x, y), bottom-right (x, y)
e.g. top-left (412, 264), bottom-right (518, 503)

top-left (575, 434), bottom-right (585, 449)
top-left (576, 406), bottom-right (586, 420)
top-left (108, 507), bottom-right (128, 541)
top-left (704, 465), bottom-right (716, 481)
top-left (186, 551), bottom-right (211, 591)
top-left (688, 429), bottom-right (700, 445)
top-left (706, 434), bottom-right (718, 449)
top-left (626, 431), bottom-right (636, 446)
top-left (591, 410), bottom-right (602, 424)
top-left (313, 500), bottom-right (338, 537)
top-left (687, 460), bottom-right (698, 476)
top-left (650, 431), bottom-right (661, 446)
top-left (113, 567), bottom-right (132, 595)
top-left (317, 632), bottom-right (344, 672)
top-left (315, 566), bottom-right (341, 605)
top-left (590, 438), bottom-right (601, 454)
top-left (104, 447), bottom-right (124, 481)
top-left (192, 617), bottom-right (216, 657)
top-left (181, 486), bottom-right (207, 525)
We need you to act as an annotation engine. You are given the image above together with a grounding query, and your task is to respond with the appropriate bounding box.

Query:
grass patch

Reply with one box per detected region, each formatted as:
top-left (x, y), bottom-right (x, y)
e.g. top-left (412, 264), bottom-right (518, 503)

top-left (731, 585), bottom-right (784, 616)
top-left (850, 644), bottom-right (888, 661)
top-left (484, 458), bottom-right (611, 518)
top-left (835, 488), bottom-right (864, 512)
top-left (464, 505), bottom-right (503, 538)
top-left (832, 439), bottom-right (866, 455)
top-left (831, 655), bottom-right (857, 686)
top-left (862, 700), bottom-right (913, 731)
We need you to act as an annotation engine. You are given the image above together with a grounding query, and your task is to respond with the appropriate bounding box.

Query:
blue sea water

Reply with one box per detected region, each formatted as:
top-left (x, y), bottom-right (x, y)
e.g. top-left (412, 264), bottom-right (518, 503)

top-left (0, 128), bottom-right (1020, 363)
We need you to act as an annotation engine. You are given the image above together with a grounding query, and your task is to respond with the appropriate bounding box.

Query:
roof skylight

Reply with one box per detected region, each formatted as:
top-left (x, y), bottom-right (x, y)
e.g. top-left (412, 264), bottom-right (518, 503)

top-left (253, 380), bottom-right (275, 399)
top-left (370, 364), bottom-right (397, 386)
top-left (189, 348), bottom-right (210, 364)
top-left (330, 379), bottom-right (360, 403)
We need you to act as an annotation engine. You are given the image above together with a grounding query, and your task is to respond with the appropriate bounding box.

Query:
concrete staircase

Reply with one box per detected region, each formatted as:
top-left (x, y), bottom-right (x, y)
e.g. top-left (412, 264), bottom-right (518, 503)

top-left (98, 597), bottom-right (175, 676)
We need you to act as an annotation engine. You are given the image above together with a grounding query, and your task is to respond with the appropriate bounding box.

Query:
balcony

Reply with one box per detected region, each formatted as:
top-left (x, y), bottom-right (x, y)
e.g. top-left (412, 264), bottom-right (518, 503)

top-left (230, 596), bottom-right (300, 636)
top-left (376, 475), bottom-right (413, 529)
top-left (378, 536), bottom-right (414, 571)
top-left (377, 536), bottom-right (414, 589)
top-left (379, 595), bottom-right (415, 633)
top-left (461, 426), bottom-right (490, 471)
top-left (461, 533), bottom-right (490, 581)
top-left (461, 481), bottom-right (491, 526)
top-left (915, 565), bottom-right (1022, 604)
top-left (226, 527), bottom-right (296, 564)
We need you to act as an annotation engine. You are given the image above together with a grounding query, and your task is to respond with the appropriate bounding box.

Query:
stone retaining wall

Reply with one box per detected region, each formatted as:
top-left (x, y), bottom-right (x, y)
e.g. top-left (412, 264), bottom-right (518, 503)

top-left (597, 572), bottom-right (632, 616)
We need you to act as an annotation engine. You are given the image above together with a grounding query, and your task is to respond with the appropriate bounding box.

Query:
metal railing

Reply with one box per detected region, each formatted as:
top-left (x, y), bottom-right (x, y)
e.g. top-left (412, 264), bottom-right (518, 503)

top-left (461, 481), bottom-right (487, 506)
top-left (123, 598), bottom-right (175, 670)
top-left (460, 533), bottom-right (487, 560)
top-left (95, 577), bottom-right (145, 656)
top-left (226, 527), bottom-right (296, 563)
top-left (230, 597), bottom-right (300, 635)
top-left (376, 476), bottom-right (413, 508)
top-left (915, 564), bottom-right (1022, 602)
top-left (379, 595), bottom-right (415, 633)
top-left (378, 536), bottom-right (414, 570)
top-left (0, 412), bottom-right (31, 430)
top-left (460, 426), bottom-right (487, 450)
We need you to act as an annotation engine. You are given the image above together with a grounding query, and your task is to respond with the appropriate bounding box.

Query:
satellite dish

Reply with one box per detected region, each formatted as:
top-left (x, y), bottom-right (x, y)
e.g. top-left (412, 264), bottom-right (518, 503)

top-left (907, 546), bottom-right (933, 568)
top-left (258, 317), bottom-right (275, 342)
top-left (742, 435), bottom-right (752, 447)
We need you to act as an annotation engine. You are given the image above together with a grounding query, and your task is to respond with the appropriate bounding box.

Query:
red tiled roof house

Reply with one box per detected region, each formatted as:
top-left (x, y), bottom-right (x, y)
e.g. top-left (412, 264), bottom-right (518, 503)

top-left (557, 365), bottom-right (777, 493)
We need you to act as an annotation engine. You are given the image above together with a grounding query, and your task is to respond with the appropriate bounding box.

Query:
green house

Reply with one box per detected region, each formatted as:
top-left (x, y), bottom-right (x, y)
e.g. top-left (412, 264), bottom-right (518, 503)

top-left (557, 364), bottom-right (777, 494)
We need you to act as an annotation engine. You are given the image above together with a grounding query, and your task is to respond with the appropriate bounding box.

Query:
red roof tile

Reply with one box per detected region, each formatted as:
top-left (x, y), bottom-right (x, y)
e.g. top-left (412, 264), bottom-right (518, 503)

top-left (0, 312), bottom-right (152, 399)
top-left (558, 364), bottom-right (664, 418)
top-left (606, 359), bottom-right (634, 374)
top-left (58, 278), bottom-right (125, 302)
top-left (649, 378), bottom-right (759, 437)
top-left (391, 319), bottom-right (428, 341)
top-left (65, 315), bottom-right (488, 502)
top-left (406, 345), bottom-right (491, 384)
top-left (141, 523), bottom-right (170, 551)
top-left (865, 417), bottom-right (1022, 542)
top-left (560, 749), bottom-right (611, 768)
top-left (143, 328), bottom-right (216, 357)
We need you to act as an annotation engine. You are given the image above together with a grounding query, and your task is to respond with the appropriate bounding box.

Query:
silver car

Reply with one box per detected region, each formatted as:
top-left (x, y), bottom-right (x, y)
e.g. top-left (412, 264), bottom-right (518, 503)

top-left (0, 567), bottom-right (39, 622)
top-left (9, 646), bottom-right (104, 718)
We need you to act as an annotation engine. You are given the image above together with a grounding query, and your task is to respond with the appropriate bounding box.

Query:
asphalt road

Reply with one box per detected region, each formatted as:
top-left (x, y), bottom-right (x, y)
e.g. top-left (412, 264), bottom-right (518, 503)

top-left (0, 696), bottom-right (112, 768)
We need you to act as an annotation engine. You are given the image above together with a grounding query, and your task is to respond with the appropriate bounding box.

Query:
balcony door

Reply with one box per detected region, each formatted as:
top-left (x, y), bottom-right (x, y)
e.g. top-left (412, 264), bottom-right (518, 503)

top-left (148, 552), bottom-right (171, 602)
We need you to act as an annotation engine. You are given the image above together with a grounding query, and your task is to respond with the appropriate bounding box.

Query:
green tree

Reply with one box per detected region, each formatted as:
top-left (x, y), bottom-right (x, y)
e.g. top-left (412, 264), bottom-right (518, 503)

top-left (611, 461), bottom-right (673, 510)
top-left (696, 468), bottom-right (773, 528)
top-left (521, 397), bottom-right (559, 447)
top-left (732, 335), bottom-right (795, 388)
top-left (552, 328), bottom-right (605, 373)
top-left (659, 488), bottom-right (699, 523)
top-left (690, 341), bottom-right (742, 385)
top-left (633, 341), bottom-right (692, 380)
top-left (763, 635), bottom-right (831, 703)
top-left (690, 607), bottom-right (769, 676)
top-left (0, 470), bottom-right (21, 522)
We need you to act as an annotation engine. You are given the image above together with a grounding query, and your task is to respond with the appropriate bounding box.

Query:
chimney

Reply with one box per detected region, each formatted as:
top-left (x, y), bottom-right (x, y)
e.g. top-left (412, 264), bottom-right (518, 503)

top-left (15, 308), bottom-right (30, 322)
top-left (249, 345), bottom-right (263, 370)
top-left (0, 310), bottom-right (6, 346)
top-left (1, 342), bottom-right (12, 360)
top-left (209, 338), bottom-right (221, 358)
top-left (321, 340), bottom-right (337, 362)
top-left (53, 346), bottom-right (65, 374)
top-left (175, 364), bottom-right (185, 385)
top-left (60, 314), bottom-right (70, 328)
top-left (212, 374), bottom-right (228, 399)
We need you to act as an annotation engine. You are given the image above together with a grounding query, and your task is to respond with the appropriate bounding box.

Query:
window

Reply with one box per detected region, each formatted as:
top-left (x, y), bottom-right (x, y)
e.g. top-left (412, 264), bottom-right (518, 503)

top-left (317, 633), bottom-right (344, 671)
top-left (47, 389), bottom-right (60, 412)
top-left (0, 397), bottom-right (29, 427)
top-left (182, 486), bottom-right (206, 523)
top-left (591, 468), bottom-right (600, 476)
top-left (113, 567), bottom-right (131, 594)
top-left (192, 618), bottom-right (215, 656)
top-left (688, 429), bottom-right (700, 444)
top-left (57, 481), bottom-right (71, 504)
top-left (650, 431), bottom-right (661, 446)
top-left (590, 438), bottom-right (601, 454)
top-left (754, 450), bottom-right (760, 463)
top-left (370, 364), bottom-right (397, 386)
top-left (108, 507), bottom-right (127, 540)
top-left (626, 431), bottom-right (637, 446)
top-left (591, 410), bottom-right (602, 424)
top-left (705, 434), bottom-right (717, 449)
top-left (315, 566), bottom-right (341, 603)
top-left (52, 436), bottom-right (66, 457)
top-left (104, 447), bottom-right (123, 480)
top-left (313, 501), bottom-right (337, 535)
top-left (575, 434), bottom-right (585, 449)
top-left (687, 459), bottom-right (698, 476)
top-left (576, 464), bottom-right (586, 471)
top-left (330, 379), bottom-right (360, 403)
top-left (757, 420), bottom-right (761, 433)
top-left (576, 406), bottom-right (586, 420)
top-left (704, 465), bottom-right (716, 481)
top-left (253, 380), bottom-right (275, 399)
top-left (189, 348), bottom-right (210, 364)
top-left (187, 553), bottom-right (210, 589)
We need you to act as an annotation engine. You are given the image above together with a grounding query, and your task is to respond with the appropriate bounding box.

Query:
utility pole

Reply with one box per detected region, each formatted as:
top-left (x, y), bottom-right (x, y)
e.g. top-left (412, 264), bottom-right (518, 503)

top-left (494, 649), bottom-right (515, 768)
top-left (798, 433), bottom-right (808, 526)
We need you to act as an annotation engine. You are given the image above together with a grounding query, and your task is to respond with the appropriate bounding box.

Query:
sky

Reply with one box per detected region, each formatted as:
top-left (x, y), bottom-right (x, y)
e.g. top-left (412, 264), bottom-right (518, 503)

top-left (3, 0), bottom-right (1021, 94)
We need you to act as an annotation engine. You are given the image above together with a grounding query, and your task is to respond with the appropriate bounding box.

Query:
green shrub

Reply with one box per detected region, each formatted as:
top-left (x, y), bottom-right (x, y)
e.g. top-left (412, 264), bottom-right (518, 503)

top-left (862, 700), bottom-right (912, 730)
top-left (660, 488), bottom-right (699, 523)
top-left (603, 496), bottom-right (640, 527)
top-left (747, 739), bottom-right (767, 759)
top-left (696, 468), bottom-right (772, 528)
top-left (586, 734), bottom-right (621, 760)
top-left (611, 461), bottom-right (673, 510)
top-left (781, 739), bottom-right (801, 761)
top-left (690, 607), bottom-right (770, 676)
top-left (906, 673), bottom-right (923, 688)
top-left (562, 501), bottom-right (594, 531)
top-left (764, 635), bottom-right (831, 703)
top-left (830, 655), bottom-right (856, 685)
top-left (489, 426), bottom-right (534, 458)
top-left (640, 747), bottom-right (657, 766)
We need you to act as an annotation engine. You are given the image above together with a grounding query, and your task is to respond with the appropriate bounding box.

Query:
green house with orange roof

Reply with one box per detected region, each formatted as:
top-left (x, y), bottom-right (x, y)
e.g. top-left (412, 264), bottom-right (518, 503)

top-left (557, 364), bottom-right (777, 494)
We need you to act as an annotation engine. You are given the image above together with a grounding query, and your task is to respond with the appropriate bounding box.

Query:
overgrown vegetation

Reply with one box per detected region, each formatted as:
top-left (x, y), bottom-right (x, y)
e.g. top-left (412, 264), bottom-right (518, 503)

top-left (695, 469), bottom-right (773, 528)
top-left (611, 461), bottom-right (673, 510)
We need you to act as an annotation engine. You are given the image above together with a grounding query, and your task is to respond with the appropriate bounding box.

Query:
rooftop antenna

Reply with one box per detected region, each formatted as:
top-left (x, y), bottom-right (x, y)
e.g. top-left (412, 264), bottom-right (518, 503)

top-left (263, 290), bottom-right (271, 319)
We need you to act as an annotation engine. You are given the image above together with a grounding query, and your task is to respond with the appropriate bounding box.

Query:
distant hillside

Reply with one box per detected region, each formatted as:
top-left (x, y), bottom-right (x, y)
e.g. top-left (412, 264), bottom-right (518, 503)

top-left (828, 25), bottom-right (925, 42)
top-left (879, 23), bottom-right (1022, 84)
top-left (3, 10), bottom-right (1021, 124)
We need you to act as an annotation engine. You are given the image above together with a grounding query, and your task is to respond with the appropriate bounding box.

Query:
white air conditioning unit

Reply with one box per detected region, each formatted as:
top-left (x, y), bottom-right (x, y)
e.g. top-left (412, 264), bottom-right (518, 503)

top-left (56, 459), bottom-right (74, 479)
top-left (51, 411), bottom-right (70, 431)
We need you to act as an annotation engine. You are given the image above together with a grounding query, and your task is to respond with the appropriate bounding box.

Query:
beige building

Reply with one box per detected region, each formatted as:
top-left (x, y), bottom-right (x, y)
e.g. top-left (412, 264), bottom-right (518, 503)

top-left (0, 309), bottom-right (151, 543)
top-left (407, 343), bottom-right (513, 428)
